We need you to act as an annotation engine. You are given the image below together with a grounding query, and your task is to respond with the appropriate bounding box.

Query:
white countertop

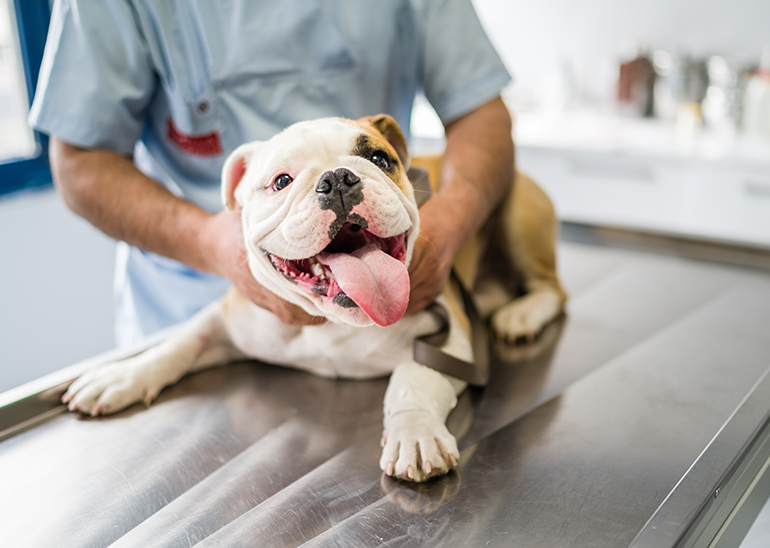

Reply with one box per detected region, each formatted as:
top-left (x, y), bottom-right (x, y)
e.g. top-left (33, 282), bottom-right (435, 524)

top-left (514, 109), bottom-right (770, 170)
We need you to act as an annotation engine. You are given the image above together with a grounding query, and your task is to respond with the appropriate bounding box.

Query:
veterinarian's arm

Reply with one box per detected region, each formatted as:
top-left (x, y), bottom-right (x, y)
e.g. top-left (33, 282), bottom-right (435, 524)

top-left (49, 137), bottom-right (323, 325)
top-left (406, 96), bottom-right (514, 314)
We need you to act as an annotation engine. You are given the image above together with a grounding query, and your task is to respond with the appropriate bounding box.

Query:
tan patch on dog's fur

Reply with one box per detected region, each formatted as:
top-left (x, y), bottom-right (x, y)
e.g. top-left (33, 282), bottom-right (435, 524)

top-left (354, 116), bottom-right (412, 195)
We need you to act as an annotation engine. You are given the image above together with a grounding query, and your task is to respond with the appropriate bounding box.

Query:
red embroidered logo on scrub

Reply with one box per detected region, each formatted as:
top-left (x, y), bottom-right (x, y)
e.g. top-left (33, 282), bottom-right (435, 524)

top-left (166, 118), bottom-right (223, 157)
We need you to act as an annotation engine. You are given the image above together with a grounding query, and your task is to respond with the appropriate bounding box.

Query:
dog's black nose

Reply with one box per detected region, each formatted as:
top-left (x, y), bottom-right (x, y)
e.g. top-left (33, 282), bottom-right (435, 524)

top-left (316, 168), bottom-right (365, 239)
top-left (316, 168), bottom-right (360, 194)
top-left (339, 169), bottom-right (361, 187)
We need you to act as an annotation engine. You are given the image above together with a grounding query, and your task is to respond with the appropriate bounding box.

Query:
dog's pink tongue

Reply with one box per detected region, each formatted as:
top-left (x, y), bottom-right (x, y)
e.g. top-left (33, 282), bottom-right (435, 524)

top-left (318, 244), bottom-right (409, 326)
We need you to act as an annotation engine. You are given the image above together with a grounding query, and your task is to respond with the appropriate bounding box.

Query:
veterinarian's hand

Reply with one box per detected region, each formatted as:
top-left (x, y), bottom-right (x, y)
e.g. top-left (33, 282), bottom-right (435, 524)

top-left (406, 197), bottom-right (457, 315)
top-left (207, 209), bottom-right (325, 325)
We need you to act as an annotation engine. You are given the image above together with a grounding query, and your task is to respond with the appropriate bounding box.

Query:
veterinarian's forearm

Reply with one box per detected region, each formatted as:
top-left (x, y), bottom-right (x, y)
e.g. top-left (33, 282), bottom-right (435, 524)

top-left (436, 96), bottom-right (514, 249)
top-left (50, 136), bottom-right (222, 275)
top-left (405, 97), bottom-right (514, 314)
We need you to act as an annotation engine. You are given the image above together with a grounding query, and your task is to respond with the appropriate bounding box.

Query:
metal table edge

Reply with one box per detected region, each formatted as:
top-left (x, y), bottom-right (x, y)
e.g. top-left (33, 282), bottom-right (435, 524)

top-left (630, 364), bottom-right (770, 548)
top-left (0, 326), bottom-right (178, 442)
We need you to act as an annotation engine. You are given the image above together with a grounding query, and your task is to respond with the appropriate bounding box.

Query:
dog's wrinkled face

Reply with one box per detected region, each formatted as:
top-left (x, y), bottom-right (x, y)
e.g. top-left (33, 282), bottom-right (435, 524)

top-left (222, 116), bottom-right (419, 327)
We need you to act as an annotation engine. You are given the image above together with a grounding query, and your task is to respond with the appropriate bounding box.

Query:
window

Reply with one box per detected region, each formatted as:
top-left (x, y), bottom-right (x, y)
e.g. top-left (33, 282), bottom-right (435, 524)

top-left (0, 0), bottom-right (51, 195)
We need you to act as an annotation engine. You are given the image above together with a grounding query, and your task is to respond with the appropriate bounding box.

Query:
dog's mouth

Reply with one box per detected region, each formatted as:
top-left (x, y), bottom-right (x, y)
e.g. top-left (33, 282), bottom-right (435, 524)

top-left (265, 222), bottom-right (410, 326)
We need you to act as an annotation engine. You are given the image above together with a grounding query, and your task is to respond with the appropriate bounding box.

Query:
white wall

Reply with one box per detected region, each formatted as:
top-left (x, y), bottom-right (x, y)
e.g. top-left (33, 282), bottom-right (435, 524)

top-left (0, 189), bottom-right (115, 392)
top-left (474, 0), bottom-right (770, 107)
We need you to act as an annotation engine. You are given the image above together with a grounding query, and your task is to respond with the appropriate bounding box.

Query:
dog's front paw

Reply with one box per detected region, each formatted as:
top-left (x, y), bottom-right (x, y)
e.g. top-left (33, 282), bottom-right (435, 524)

top-left (62, 359), bottom-right (164, 417)
top-left (380, 409), bottom-right (459, 483)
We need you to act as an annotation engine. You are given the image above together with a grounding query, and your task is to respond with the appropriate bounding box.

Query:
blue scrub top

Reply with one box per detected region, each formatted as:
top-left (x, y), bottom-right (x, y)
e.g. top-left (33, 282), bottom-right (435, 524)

top-left (30, 0), bottom-right (511, 345)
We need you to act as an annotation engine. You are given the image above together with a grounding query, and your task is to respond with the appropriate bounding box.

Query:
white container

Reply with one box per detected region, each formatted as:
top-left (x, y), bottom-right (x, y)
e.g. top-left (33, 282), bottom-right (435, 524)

top-left (742, 47), bottom-right (770, 139)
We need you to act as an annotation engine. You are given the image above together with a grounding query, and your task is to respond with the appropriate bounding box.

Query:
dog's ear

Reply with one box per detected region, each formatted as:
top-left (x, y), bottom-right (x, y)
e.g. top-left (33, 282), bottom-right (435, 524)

top-left (222, 143), bottom-right (259, 211)
top-left (360, 114), bottom-right (410, 171)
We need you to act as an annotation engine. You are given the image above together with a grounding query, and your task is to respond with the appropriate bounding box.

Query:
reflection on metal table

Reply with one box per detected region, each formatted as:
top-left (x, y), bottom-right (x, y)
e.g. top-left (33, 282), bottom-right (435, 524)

top-left (3, 226), bottom-right (770, 548)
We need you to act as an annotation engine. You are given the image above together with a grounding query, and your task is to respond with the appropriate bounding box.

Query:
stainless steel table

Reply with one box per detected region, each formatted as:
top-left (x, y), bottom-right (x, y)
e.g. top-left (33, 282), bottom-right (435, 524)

top-left (3, 226), bottom-right (770, 548)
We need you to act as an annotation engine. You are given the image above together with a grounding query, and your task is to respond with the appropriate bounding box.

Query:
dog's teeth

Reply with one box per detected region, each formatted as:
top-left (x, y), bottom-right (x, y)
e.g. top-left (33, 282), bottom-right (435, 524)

top-left (312, 263), bottom-right (324, 277)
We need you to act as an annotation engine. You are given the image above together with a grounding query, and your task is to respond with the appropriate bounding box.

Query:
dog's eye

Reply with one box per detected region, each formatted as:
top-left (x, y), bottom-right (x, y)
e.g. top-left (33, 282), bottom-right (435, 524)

top-left (370, 151), bottom-right (391, 170)
top-left (273, 174), bottom-right (293, 191)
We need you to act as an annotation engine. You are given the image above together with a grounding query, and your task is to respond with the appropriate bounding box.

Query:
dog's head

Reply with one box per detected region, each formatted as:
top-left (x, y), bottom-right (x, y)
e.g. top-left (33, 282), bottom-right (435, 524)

top-left (222, 115), bottom-right (419, 327)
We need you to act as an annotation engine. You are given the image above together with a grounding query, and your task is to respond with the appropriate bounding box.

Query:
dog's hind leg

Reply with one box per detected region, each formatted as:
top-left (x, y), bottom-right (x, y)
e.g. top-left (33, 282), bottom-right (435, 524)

top-left (489, 172), bottom-right (567, 343)
top-left (63, 295), bottom-right (244, 416)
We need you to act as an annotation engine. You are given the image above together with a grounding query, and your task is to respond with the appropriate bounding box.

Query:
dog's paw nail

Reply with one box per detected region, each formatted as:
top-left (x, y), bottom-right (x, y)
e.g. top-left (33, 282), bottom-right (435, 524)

top-left (425, 461), bottom-right (433, 474)
top-left (449, 454), bottom-right (458, 466)
top-left (90, 408), bottom-right (100, 417)
top-left (62, 393), bottom-right (72, 404)
top-left (407, 465), bottom-right (414, 480)
top-left (380, 435), bottom-right (387, 447)
top-left (386, 462), bottom-right (395, 476)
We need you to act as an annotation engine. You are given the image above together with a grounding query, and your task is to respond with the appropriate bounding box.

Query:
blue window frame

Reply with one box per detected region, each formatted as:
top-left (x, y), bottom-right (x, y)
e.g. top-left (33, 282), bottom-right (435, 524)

top-left (0, 0), bottom-right (52, 196)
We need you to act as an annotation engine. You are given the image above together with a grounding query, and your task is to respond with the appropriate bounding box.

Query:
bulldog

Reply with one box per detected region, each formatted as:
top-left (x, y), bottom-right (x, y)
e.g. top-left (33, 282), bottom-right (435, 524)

top-left (63, 115), bottom-right (566, 482)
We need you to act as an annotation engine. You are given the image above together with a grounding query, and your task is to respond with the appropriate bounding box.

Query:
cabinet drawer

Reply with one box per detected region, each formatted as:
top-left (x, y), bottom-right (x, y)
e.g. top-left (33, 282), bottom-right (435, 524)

top-left (517, 147), bottom-right (770, 248)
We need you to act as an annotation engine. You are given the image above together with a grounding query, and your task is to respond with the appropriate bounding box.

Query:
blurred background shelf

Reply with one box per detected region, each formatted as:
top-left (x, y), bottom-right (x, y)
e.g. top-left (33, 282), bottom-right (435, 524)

top-left (515, 110), bottom-right (770, 250)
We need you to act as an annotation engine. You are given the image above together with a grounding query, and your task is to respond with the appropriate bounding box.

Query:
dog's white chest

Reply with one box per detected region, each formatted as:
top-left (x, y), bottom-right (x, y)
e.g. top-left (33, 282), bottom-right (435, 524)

top-left (226, 303), bottom-right (440, 379)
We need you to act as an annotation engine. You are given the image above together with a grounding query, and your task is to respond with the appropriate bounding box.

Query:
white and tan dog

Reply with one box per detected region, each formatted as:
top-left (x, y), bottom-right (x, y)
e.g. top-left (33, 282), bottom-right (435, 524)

top-left (63, 115), bottom-right (566, 482)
